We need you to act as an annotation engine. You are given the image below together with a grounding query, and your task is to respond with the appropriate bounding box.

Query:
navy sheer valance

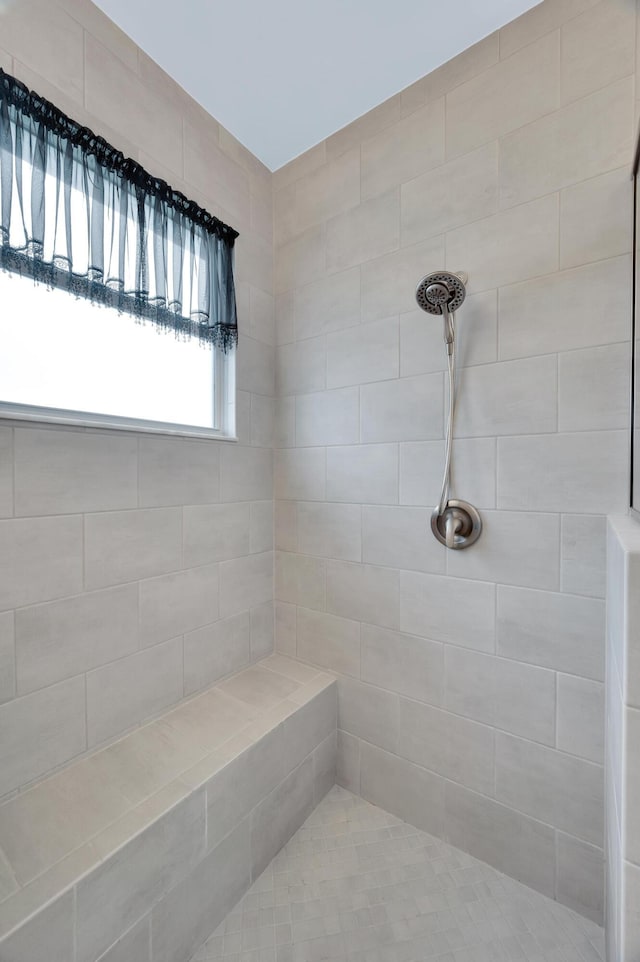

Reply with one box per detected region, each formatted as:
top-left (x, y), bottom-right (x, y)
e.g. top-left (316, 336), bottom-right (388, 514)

top-left (0, 69), bottom-right (238, 350)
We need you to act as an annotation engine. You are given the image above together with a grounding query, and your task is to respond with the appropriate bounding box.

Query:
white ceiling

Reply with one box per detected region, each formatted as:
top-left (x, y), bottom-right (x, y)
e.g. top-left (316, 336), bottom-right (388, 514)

top-left (93, 0), bottom-right (541, 171)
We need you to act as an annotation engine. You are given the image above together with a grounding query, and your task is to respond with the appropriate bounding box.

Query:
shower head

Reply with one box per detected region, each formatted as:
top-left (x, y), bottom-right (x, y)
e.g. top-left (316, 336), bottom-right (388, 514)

top-left (416, 270), bottom-right (466, 355)
top-left (415, 271), bottom-right (466, 315)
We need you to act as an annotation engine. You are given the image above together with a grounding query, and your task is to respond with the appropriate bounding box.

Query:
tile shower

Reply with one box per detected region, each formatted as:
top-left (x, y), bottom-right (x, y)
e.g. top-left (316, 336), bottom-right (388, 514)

top-left (0, 0), bottom-right (638, 958)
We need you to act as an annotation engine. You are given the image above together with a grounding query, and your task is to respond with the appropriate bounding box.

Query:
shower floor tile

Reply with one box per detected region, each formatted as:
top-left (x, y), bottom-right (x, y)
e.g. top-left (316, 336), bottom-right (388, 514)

top-left (191, 786), bottom-right (604, 962)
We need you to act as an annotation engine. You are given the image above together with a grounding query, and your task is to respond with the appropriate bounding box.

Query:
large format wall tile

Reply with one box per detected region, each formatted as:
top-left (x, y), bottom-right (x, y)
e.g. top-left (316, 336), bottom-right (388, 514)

top-left (183, 503), bottom-right (250, 567)
top-left (444, 647), bottom-right (557, 745)
top-left (499, 0), bottom-right (600, 59)
top-left (138, 437), bottom-right (220, 508)
top-left (556, 831), bottom-right (604, 924)
top-left (85, 508), bottom-right (182, 589)
top-left (495, 731), bottom-right (604, 846)
top-left (15, 585), bottom-right (138, 693)
top-left (0, 428), bottom-right (13, 520)
top-left (500, 78), bottom-right (633, 208)
top-left (338, 677), bottom-right (399, 754)
top-left (560, 167), bottom-right (631, 270)
top-left (326, 189), bottom-right (400, 274)
top-left (445, 194), bottom-right (559, 293)
top-left (151, 820), bottom-right (251, 962)
top-left (3, 1), bottom-right (84, 104)
top-left (397, 697), bottom-right (495, 795)
top-left (297, 607), bottom-right (361, 677)
top-left (497, 585), bottom-right (605, 680)
top-left (276, 337), bottom-right (326, 396)
top-left (0, 613), bottom-right (15, 706)
top-left (295, 388), bottom-right (360, 447)
top-left (454, 355), bottom-right (557, 438)
top-left (96, 917), bottom-right (151, 962)
top-left (86, 637), bottom-right (184, 747)
top-left (326, 444), bottom-right (398, 505)
top-left (401, 142), bottom-right (498, 246)
top-left (443, 781), bottom-right (556, 899)
top-left (498, 256), bottom-right (631, 360)
top-left (326, 316), bottom-right (399, 389)
top-left (557, 673), bottom-right (604, 764)
top-left (76, 791), bottom-right (206, 962)
top-left (276, 552), bottom-right (325, 610)
top-left (401, 34), bottom-right (499, 112)
top-left (558, 343), bottom-right (629, 432)
top-left (360, 374), bottom-right (443, 443)
top-left (294, 268), bottom-right (360, 341)
top-left (297, 502), bottom-right (361, 562)
top-left (184, 611), bottom-right (251, 695)
top-left (0, 516), bottom-right (83, 611)
top-left (400, 571), bottom-right (495, 652)
top-left (360, 741), bottom-right (444, 838)
top-left (0, 891), bottom-right (74, 962)
top-left (14, 428), bottom-right (137, 516)
top-left (275, 448), bottom-right (326, 502)
top-left (446, 510), bottom-right (560, 590)
top-left (361, 98), bottom-right (445, 200)
top-left (139, 565), bottom-right (219, 647)
top-left (86, 36), bottom-right (183, 176)
top-left (400, 438), bottom-right (497, 509)
top-left (218, 551), bottom-right (273, 619)
top-left (250, 756), bottom-right (315, 877)
top-left (326, 561), bottom-right (400, 629)
top-left (220, 446), bottom-right (273, 502)
top-left (0, 677), bottom-right (86, 797)
top-left (497, 430), bottom-right (628, 514)
top-left (362, 504), bottom-right (445, 574)
top-left (446, 32), bottom-right (560, 159)
top-left (361, 624), bottom-right (443, 706)
top-left (561, 514), bottom-right (606, 599)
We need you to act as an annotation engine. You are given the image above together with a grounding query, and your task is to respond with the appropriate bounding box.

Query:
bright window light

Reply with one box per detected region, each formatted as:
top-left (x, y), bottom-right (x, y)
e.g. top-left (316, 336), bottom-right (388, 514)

top-left (0, 271), bottom-right (225, 432)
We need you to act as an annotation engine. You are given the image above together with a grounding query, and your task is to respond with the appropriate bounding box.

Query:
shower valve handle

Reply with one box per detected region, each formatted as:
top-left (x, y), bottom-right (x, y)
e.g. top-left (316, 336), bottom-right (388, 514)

top-left (432, 500), bottom-right (482, 550)
top-left (444, 509), bottom-right (463, 549)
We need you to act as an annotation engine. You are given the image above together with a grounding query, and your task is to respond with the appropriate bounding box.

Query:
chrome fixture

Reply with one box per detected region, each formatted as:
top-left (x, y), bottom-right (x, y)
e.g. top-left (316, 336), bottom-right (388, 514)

top-left (415, 270), bottom-right (482, 550)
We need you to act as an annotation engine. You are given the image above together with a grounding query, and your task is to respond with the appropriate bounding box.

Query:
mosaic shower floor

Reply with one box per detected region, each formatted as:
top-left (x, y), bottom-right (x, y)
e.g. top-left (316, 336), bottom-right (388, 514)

top-left (192, 786), bottom-right (604, 962)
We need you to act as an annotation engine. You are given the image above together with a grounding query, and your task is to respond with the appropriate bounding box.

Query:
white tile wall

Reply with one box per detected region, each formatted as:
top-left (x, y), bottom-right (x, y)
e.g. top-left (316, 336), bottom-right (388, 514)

top-left (0, 677), bottom-right (87, 796)
top-left (326, 316), bottom-right (399, 389)
top-left (497, 585), bottom-right (605, 680)
top-left (360, 373), bottom-right (444, 442)
top-left (361, 624), bottom-right (444, 705)
top-left (498, 256), bottom-right (631, 360)
top-left (184, 612), bottom-right (251, 695)
top-left (326, 443), bottom-right (398, 504)
top-left (445, 32), bottom-right (560, 159)
top-left (606, 517), bottom-right (640, 958)
top-left (15, 585), bottom-right (139, 691)
top-left (400, 571), bottom-right (495, 652)
top-left (0, 0), bottom-right (633, 935)
top-left (561, 514), bottom-right (607, 598)
top-left (273, 0), bottom-right (635, 925)
top-left (0, 0), bottom-right (275, 796)
top-left (86, 637), bottom-right (184, 747)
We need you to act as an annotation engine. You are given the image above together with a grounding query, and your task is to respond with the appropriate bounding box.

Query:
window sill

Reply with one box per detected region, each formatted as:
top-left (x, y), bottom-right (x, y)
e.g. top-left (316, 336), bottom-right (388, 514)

top-left (0, 403), bottom-right (238, 442)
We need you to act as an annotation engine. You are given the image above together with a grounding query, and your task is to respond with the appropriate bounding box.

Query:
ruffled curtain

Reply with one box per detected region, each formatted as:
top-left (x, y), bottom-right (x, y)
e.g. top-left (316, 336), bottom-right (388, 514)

top-left (0, 69), bottom-right (238, 350)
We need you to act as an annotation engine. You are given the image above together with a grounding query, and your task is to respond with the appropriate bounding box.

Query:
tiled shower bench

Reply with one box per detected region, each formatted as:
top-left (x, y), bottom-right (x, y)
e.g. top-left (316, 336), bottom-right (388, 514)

top-left (0, 655), bottom-right (337, 962)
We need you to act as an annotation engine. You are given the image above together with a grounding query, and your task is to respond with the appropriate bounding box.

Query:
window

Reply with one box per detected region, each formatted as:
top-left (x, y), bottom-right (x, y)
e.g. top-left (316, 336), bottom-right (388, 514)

top-left (0, 69), bottom-right (238, 438)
